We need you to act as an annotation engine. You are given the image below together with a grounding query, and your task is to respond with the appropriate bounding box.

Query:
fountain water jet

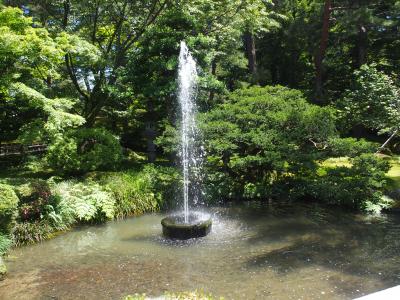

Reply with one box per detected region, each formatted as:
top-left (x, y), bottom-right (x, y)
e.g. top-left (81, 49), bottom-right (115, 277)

top-left (161, 41), bottom-right (211, 239)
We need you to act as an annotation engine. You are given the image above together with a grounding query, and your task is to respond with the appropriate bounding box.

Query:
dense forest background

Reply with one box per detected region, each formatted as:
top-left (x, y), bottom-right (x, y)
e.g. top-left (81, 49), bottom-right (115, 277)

top-left (2, 0), bottom-right (400, 152)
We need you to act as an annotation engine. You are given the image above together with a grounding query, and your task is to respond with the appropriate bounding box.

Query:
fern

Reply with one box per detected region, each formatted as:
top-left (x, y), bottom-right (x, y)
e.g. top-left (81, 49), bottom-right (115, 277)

top-left (53, 181), bottom-right (115, 222)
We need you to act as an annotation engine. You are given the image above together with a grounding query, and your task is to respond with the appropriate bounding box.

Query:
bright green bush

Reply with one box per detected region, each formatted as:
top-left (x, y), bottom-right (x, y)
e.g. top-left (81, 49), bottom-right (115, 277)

top-left (105, 170), bottom-right (158, 218)
top-left (46, 128), bottom-right (123, 174)
top-left (0, 184), bottom-right (19, 234)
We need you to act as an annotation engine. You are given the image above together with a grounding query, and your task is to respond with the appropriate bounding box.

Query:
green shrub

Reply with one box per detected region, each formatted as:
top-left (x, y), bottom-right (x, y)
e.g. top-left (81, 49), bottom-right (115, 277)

top-left (0, 234), bottom-right (12, 256)
top-left (328, 137), bottom-right (378, 157)
top-left (53, 181), bottom-right (115, 222)
top-left (0, 184), bottom-right (19, 234)
top-left (47, 128), bottom-right (123, 174)
top-left (104, 165), bottom-right (181, 217)
top-left (15, 180), bottom-right (60, 222)
top-left (296, 154), bottom-right (391, 212)
top-left (146, 165), bottom-right (181, 209)
top-left (200, 86), bottom-right (337, 201)
top-left (105, 170), bottom-right (158, 218)
top-left (12, 221), bottom-right (53, 246)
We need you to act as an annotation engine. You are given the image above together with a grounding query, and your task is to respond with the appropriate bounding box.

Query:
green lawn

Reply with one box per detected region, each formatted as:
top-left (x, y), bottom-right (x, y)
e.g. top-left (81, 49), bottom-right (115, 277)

top-left (321, 155), bottom-right (400, 208)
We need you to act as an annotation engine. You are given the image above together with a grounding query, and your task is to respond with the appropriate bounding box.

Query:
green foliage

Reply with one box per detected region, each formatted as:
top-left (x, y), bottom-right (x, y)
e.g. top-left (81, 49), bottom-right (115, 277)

top-left (299, 154), bottom-right (391, 212)
top-left (101, 165), bottom-right (181, 218)
top-left (15, 180), bottom-right (62, 226)
top-left (0, 234), bottom-right (12, 256)
top-left (200, 86), bottom-right (337, 200)
top-left (104, 170), bottom-right (158, 218)
top-left (0, 6), bottom-right (64, 87)
top-left (11, 83), bottom-right (85, 140)
top-left (0, 184), bottom-right (19, 234)
top-left (328, 137), bottom-right (378, 157)
top-left (340, 65), bottom-right (400, 133)
top-left (0, 6), bottom-right (83, 144)
top-left (12, 220), bottom-right (53, 246)
top-left (124, 290), bottom-right (221, 300)
top-left (53, 181), bottom-right (115, 222)
top-left (46, 128), bottom-right (123, 174)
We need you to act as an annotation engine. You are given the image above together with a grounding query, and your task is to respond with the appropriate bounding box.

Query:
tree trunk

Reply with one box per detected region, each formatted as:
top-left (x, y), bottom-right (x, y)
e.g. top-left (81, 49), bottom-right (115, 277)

top-left (244, 31), bottom-right (258, 84)
top-left (314, 0), bottom-right (331, 103)
top-left (270, 63), bottom-right (278, 84)
top-left (377, 129), bottom-right (399, 153)
top-left (62, 0), bottom-right (70, 29)
top-left (356, 24), bottom-right (368, 67)
top-left (144, 101), bottom-right (157, 163)
top-left (145, 123), bottom-right (157, 163)
top-left (208, 59), bottom-right (217, 103)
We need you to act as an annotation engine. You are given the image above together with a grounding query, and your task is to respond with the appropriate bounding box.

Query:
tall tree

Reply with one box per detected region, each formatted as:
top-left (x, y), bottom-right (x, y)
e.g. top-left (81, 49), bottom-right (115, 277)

top-left (10, 0), bottom-right (171, 126)
top-left (314, 0), bottom-right (331, 102)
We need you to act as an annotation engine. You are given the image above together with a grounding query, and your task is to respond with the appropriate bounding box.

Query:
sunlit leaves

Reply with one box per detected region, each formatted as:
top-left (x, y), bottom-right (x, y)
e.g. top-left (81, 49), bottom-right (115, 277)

top-left (341, 64), bottom-right (400, 133)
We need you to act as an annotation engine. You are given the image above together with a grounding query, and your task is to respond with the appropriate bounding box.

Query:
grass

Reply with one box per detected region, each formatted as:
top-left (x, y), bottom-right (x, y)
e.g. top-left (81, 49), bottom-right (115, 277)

top-left (321, 155), bottom-right (400, 184)
top-left (320, 157), bottom-right (352, 168)
top-left (321, 155), bottom-right (400, 207)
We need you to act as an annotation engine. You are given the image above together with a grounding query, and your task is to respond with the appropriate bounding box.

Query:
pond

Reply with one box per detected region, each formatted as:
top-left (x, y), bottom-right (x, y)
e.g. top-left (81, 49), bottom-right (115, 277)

top-left (1, 202), bottom-right (400, 299)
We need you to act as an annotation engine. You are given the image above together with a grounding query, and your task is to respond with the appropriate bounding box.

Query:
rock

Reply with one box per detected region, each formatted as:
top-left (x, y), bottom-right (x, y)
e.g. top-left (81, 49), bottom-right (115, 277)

top-left (161, 213), bottom-right (212, 240)
top-left (0, 257), bottom-right (7, 280)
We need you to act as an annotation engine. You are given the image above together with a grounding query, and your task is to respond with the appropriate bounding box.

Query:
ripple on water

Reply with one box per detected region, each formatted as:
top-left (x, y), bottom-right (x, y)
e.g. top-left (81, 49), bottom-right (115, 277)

top-left (1, 202), bottom-right (400, 300)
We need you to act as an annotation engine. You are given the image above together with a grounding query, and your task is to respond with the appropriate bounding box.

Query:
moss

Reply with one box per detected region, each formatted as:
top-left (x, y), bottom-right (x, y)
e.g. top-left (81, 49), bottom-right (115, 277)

top-left (0, 184), bottom-right (19, 234)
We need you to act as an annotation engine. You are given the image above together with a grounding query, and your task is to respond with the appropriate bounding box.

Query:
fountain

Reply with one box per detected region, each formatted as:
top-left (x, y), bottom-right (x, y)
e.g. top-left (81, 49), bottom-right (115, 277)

top-left (161, 41), bottom-right (212, 240)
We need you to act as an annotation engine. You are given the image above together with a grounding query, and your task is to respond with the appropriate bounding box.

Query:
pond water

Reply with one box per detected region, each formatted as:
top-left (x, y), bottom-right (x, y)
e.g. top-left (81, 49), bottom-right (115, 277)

top-left (1, 202), bottom-right (400, 300)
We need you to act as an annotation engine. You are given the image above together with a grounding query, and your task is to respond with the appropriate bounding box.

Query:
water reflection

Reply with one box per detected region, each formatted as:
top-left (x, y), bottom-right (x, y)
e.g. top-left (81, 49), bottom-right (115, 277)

top-left (1, 202), bottom-right (399, 300)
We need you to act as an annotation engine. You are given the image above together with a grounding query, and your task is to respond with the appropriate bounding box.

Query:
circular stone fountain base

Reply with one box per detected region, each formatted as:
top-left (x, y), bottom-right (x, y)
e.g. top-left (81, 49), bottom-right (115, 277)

top-left (161, 213), bottom-right (212, 240)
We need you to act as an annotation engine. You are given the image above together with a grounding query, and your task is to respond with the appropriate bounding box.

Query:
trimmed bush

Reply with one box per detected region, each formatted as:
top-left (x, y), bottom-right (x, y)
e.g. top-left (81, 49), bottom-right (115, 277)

top-left (0, 184), bottom-right (19, 234)
top-left (200, 86), bottom-right (337, 201)
top-left (47, 128), bottom-right (123, 174)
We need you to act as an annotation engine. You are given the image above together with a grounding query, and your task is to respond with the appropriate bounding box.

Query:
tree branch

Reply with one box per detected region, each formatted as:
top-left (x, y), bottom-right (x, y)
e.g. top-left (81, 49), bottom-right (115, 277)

top-left (376, 129), bottom-right (399, 153)
top-left (65, 53), bottom-right (89, 101)
top-left (122, 0), bottom-right (170, 53)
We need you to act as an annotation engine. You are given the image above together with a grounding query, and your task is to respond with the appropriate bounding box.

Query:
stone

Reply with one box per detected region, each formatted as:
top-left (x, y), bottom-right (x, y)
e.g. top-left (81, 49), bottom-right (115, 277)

top-left (161, 214), bottom-right (212, 240)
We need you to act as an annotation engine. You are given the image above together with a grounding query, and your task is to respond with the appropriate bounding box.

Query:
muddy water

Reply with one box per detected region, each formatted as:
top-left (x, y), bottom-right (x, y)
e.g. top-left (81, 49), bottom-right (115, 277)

top-left (1, 202), bottom-right (399, 300)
